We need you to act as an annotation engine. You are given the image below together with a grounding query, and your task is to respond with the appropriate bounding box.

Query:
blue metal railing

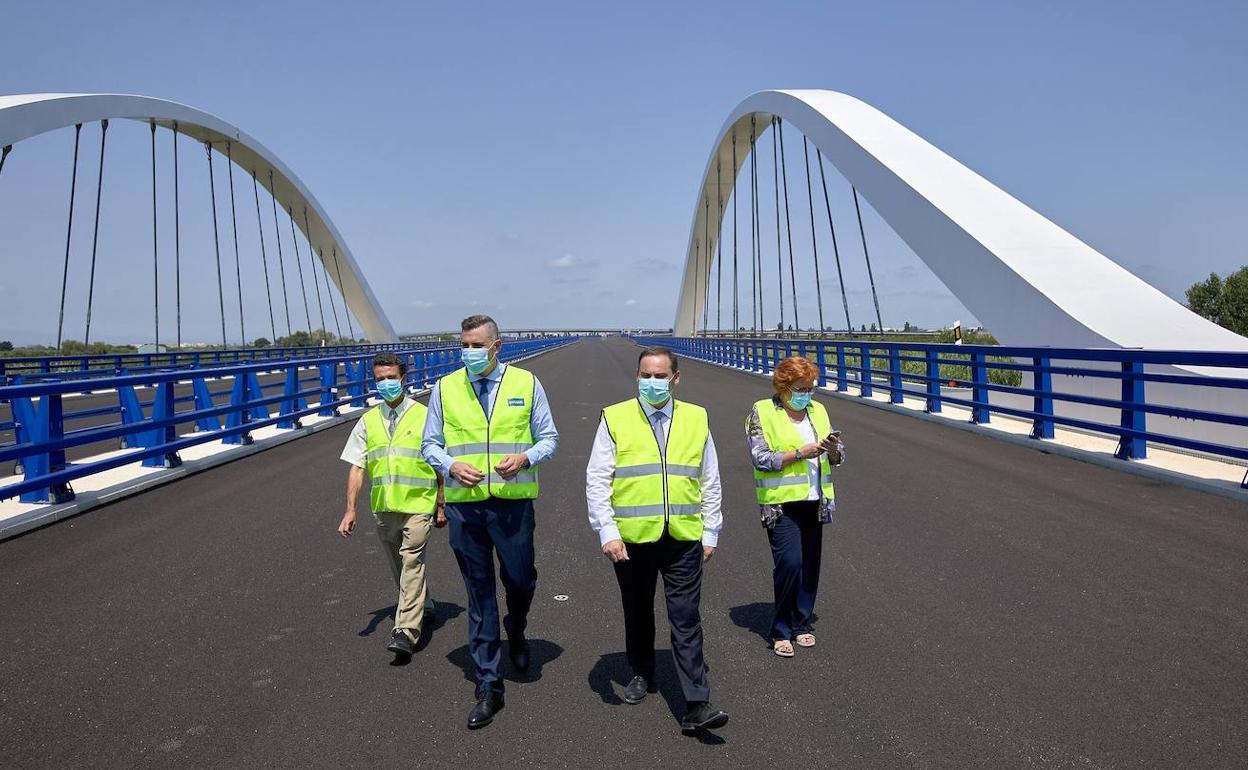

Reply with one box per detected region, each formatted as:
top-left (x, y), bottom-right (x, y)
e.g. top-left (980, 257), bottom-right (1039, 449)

top-left (1, 337), bottom-right (577, 504)
top-left (0, 341), bottom-right (457, 386)
top-left (631, 335), bottom-right (1248, 483)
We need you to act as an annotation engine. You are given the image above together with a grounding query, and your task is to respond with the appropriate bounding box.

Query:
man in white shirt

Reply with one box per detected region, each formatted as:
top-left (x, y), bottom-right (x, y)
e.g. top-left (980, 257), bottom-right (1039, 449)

top-left (585, 346), bottom-right (728, 735)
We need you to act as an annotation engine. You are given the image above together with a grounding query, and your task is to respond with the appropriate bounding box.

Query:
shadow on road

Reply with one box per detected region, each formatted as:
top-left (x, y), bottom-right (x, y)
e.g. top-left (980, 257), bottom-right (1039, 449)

top-left (587, 651), bottom-right (726, 745)
top-left (446, 638), bottom-right (564, 685)
top-left (729, 602), bottom-right (774, 642)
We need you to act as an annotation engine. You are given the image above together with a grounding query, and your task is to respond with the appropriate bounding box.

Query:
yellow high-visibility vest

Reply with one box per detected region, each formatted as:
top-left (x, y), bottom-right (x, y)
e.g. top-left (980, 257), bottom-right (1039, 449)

top-left (363, 402), bottom-right (438, 514)
top-left (603, 398), bottom-right (707, 543)
top-left (440, 365), bottom-right (540, 502)
top-left (751, 397), bottom-right (836, 505)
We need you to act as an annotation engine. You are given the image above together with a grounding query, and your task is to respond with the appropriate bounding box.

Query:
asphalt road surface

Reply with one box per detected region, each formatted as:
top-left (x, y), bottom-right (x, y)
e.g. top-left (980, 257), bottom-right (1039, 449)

top-left (1, 337), bottom-right (1245, 767)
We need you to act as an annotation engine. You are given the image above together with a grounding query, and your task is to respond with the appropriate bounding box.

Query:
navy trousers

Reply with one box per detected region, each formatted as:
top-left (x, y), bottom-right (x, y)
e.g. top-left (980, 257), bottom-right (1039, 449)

top-left (767, 500), bottom-right (824, 642)
top-left (612, 532), bottom-right (711, 704)
top-left (447, 498), bottom-right (537, 696)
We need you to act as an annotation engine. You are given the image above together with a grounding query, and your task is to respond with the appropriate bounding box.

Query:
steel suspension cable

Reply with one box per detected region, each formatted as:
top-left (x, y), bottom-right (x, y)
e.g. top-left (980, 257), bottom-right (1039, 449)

top-left (853, 186), bottom-right (884, 332)
top-left (753, 121), bottom-right (765, 332)
top-left (331, 247), bottom-right (356, 341)
top-left (715, 157), bottom-right (723, 336)
top-left (777, 118), bottom-right (799, 331)
top-left (251, 169), bottom-right (277, 341)
top-left (205, 141), bottom-right (228, 346)
top-left (268, 169), bottom-right (293, 336)
top-left (83, 120), bottom-right (109, 346)
top-left (287, 206), bottom-right (313, 334)
top-left (172, 123), bottom-right (183, 348)
top-left (149, 121), bottom-right (160, 348)
top-left (225, 142), bottom-right (246, 345)
top-left (801, 136), bottom-right (826, 333)
top-left (816, 149), bottom-right (852, 333)
top-left (702, 198), bottom-right (710, 334)
top-left (302, 207), bottom-right (327, 334)
top-left (770, 117), bottom-right (785, 330)
top-left (56, 124), bottom-right (82, 352)
top-left (320, 248), bottom-right (342, 339)
top-left (732, 133), bottom-right (739, 333)
top-left (749, 117), bottom-right (761, 334)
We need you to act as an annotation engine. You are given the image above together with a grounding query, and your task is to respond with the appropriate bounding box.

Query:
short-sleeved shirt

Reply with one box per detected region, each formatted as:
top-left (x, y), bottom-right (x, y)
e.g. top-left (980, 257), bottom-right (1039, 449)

top-left (340, 396), bottom-right (418, 469)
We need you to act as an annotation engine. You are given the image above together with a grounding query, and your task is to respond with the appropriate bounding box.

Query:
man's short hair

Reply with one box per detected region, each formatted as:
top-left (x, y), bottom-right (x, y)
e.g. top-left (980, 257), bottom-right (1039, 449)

top-left (637, 346), bottom-right (679, 374)
top-left (461, 314), bottom-right (500, 339)
top-left (372, 352), bottom-right (406, 375)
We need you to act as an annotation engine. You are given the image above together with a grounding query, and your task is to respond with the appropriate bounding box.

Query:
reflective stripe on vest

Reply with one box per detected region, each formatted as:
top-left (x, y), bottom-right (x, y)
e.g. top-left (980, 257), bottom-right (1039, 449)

top-left (603, 398), bottom-right (707, 544)
top-left (751, 397), bottom-right (836, 505)
top-left (363, 402), bottom-right (438, 514)
top-left (439, 365), bottom-right (540, 502)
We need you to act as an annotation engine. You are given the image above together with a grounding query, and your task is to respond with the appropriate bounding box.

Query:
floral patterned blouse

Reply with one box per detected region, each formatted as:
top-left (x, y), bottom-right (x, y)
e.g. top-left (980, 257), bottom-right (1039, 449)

top-left (746, 395), bottom-right (845, 529)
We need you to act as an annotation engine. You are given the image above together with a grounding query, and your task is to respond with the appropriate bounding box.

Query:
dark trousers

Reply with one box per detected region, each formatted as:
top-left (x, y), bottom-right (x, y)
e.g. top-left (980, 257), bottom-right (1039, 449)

top-left (447, 498), bottom-right (536, 696)
top-left (767, 501), bottom-right (824, 642)
top-left (612, 532), bottom-right (710, 704)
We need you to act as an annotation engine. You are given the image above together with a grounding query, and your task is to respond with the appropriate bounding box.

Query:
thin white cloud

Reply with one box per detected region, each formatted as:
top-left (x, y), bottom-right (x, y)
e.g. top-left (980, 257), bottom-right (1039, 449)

top-left (548, 254), bottom-right (577, 269)
top-left (410, 299), bottom-right (435, 309)
top-left (624, 299), bottom-right (638, 306)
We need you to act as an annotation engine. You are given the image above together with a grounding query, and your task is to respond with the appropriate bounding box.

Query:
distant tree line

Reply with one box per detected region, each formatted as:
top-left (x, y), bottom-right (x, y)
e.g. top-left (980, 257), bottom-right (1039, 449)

top-left (1186, 267), bottom-right (1248, 337)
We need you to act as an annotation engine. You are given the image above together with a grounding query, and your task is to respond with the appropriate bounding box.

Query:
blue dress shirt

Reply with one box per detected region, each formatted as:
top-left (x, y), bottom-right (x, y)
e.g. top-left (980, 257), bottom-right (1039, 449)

top-left (421, 362), bottom-right (560, 476)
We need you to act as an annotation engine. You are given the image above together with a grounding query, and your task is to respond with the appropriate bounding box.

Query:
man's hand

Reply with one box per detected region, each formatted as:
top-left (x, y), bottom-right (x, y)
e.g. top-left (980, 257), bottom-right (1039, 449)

top-left (796, 443), bottom-right (824, 461)
top-left (703, 545), bottom-right (715, 562)
top-left (434, 503), bottom-right (447, 529)
top-left (450, 461), bottom-right (485, 486)
top-left (602, 539), bottom-right (629, 563)
top-left (338, 510), bottom-right (357, 538)
top-left (494, 453), bottom-right (530, 480)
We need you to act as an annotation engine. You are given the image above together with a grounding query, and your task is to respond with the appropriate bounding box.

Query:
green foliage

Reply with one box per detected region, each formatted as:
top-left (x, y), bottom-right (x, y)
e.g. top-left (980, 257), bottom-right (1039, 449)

top-left (1187, 267), bottom-right (1248, 337)
top-left (271, 329), bottom-right (355, 348)
top-left (252, 337), bottom-right (271, 348)
top-left (0, 341), bottom-right (12, 352)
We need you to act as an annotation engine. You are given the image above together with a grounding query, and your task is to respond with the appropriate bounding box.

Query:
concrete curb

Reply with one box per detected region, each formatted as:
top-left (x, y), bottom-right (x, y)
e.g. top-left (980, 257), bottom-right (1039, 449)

top-left (1, 343), bottom-right (576, 542)
top-left (708, 363), bottom-right (1248, 505)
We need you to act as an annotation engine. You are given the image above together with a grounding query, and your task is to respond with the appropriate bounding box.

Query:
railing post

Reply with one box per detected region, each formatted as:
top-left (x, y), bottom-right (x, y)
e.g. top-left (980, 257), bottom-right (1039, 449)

top-left (318, 363), bottom-right (339, 417)
top-left (278, 364), bottom-right (305, 429)
top-left (815, 343), bottom-right (827, 388)
top-left (1030, 356), bottom-right (1054, 439)
top-left (1114, 360), bottom-right (1147, 460)
top-left (888, 346), bottom-right (904, 404)
top-left (970, 352), bottom-right (990, 424)
top-left (925, 349), bottom-right (942, 413)
top-left (150, 380), bottom-right (183, 467)
top-left (859, 345), bottom-right (873, 398)
top-left (222, 375), bottom-right (254, 445)
top-left (836, 344), bottom-right (847, 392)
top-left (15, 392), bottom-right (74, 504)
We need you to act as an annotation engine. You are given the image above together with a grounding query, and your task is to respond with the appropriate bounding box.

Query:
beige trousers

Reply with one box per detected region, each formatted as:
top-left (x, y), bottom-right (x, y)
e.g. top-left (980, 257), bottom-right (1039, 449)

top-left (373, 511), bottom-right (433, 642)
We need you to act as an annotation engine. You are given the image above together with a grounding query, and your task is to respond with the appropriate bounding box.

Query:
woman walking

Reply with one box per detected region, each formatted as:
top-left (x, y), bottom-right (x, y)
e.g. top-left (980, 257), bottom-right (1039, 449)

top-left (745, 356), bottom-right (844, 657)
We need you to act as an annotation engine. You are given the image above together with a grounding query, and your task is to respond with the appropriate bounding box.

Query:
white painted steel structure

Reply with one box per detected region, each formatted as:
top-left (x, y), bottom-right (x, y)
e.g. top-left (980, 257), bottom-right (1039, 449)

top-left (675, 90), bottom-right (1248, 356)
top-left (0, 93), bottom-right (398, 342)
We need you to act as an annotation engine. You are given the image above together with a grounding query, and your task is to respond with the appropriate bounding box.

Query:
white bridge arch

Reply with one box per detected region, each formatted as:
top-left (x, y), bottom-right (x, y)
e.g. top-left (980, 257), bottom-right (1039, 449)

top-left (675, 89), bottom-right (1247, 354)
top-left (0, 93), bottom-right (397, 342)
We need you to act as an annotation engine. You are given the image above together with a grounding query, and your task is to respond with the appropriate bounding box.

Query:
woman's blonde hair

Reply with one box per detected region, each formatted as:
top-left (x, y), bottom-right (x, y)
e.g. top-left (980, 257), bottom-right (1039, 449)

top-left (772, 356), bottom-right (819, 394)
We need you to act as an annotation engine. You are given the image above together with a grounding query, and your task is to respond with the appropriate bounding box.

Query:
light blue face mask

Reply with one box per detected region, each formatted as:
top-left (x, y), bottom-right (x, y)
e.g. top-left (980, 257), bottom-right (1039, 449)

top-left (786, 391), bottom-right (813, 411)
top-left (462, 346), bottom-right (493, 375)
top-left (638, 377), bottom-right (671, 406)
top-left (376, 378), bottom-right (404, 402)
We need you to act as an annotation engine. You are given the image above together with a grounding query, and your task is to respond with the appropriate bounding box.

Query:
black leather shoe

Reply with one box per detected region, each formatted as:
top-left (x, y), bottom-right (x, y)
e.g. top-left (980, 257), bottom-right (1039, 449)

top-left (386, 630), bottom-right (415, 656)
top-left (681, 701), bottom-right (729, 734)
top-left (467, 693), bottom-right (505, 729)
top-left (622, 675), bottom-right (656, 705)
top-left (508, 635), bottom-right (530, 672)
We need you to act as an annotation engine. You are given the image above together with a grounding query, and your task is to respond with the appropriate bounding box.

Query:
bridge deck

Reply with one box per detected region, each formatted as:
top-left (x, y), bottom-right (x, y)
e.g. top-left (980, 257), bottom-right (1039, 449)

top-left (2, 337), bottom-right (1244, 766)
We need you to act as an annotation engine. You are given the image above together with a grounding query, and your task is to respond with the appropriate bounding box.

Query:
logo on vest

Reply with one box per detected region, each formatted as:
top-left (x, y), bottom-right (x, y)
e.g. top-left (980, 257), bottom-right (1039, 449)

top-left (508, 397), bottom-right (526, 407)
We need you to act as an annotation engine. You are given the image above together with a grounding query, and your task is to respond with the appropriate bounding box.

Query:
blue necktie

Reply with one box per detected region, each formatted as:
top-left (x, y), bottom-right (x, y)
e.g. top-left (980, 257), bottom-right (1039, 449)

top-left (476, 378), bottom-right (490, 415)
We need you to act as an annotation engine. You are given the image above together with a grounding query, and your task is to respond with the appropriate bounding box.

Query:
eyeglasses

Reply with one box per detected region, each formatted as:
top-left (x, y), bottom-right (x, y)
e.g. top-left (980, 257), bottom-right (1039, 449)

top-left (790, 387), bottom-right (815, 395)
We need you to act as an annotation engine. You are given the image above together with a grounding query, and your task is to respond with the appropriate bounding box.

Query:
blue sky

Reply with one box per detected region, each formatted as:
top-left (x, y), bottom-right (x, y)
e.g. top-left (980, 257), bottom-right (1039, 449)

top-left (1, 0), bottom-right (1245, 343)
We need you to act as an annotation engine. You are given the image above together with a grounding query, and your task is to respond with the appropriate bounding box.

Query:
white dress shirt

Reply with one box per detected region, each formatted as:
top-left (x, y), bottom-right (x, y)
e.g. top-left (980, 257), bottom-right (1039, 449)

top-left (585, 397), bottom-right (723, 548)
top-left (340, 396), bottom-right (416, 468)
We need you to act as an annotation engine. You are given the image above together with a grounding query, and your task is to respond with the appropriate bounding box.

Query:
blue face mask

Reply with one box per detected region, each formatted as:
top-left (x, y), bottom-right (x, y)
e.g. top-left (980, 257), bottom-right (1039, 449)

top-left (376, 378), bottom-right (404, 402)
top-left (462, 346), bottom-right (493, 375)
top-left (787, 391), bottom-right (813, 410)
top-left (638, 377), bottom-right (671, 406)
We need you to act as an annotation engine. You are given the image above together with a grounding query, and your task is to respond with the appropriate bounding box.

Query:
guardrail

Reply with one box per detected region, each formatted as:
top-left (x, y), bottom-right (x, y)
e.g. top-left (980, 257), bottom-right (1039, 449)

top-left (631, 335), bottom-right (1248, 485)
top-left (0, 341), bottom-right (454, 386)
top-left (2, 337), bottom-right (578, 504)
